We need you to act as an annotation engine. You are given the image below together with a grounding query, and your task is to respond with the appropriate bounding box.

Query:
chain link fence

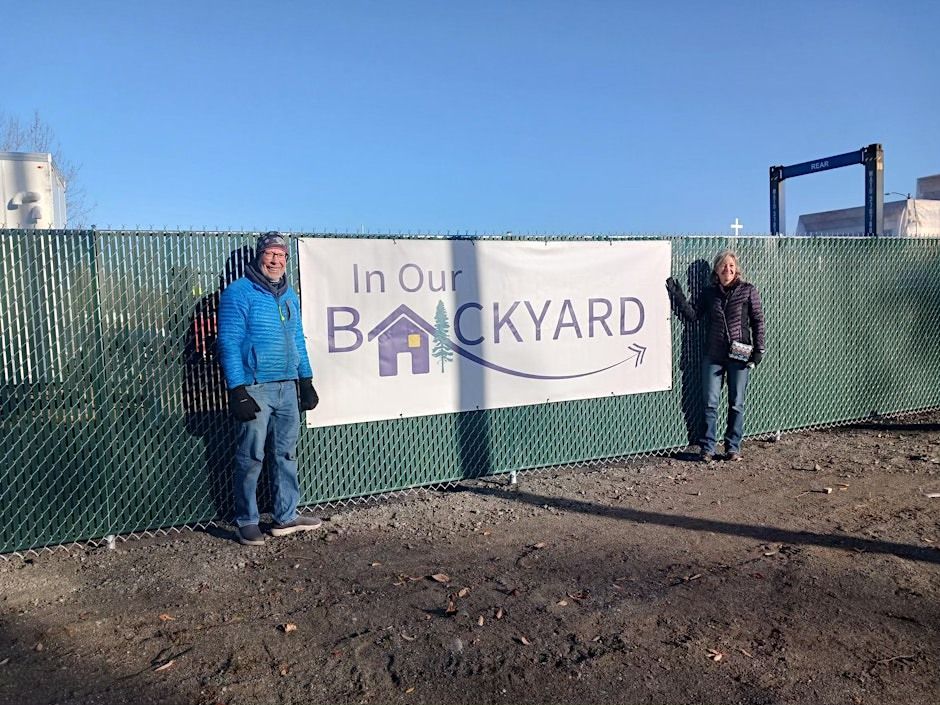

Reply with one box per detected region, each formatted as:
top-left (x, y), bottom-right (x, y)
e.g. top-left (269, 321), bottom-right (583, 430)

top-left (2, 230), bottom-right (940, 556)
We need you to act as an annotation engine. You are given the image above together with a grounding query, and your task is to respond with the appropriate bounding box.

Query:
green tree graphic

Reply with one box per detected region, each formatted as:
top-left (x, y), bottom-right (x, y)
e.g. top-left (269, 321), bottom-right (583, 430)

top-left (432, 301), bottom-right (454, 372)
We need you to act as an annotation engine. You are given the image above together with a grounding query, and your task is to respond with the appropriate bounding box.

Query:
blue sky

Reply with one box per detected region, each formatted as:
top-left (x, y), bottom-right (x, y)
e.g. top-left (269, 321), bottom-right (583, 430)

top-left (4, 0), bottom-right (939, 234)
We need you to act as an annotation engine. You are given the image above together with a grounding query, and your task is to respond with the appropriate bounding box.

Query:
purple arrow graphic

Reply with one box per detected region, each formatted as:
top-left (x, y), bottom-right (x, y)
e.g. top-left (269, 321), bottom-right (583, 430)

top-left (627, 343), bottom-right (646, 367)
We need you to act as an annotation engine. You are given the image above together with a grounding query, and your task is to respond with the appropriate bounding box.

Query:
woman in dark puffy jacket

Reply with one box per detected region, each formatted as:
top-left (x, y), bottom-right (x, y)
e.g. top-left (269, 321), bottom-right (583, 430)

top-left (666, 249), bottom-right (765, 462)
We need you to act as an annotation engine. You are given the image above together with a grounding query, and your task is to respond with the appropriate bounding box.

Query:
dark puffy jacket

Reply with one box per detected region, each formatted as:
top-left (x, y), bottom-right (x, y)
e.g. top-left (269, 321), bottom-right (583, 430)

top-left (675, 280), bottom-right (765, 362)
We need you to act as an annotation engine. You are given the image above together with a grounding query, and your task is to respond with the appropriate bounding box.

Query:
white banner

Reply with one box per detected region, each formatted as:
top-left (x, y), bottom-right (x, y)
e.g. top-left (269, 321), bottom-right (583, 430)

top-left (298, 238), bottom-right (672, 427)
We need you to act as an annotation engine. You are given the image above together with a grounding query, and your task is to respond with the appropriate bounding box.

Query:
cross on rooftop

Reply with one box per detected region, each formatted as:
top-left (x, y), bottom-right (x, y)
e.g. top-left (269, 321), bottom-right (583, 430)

top-left (730, 218), bottom-right (743, 235)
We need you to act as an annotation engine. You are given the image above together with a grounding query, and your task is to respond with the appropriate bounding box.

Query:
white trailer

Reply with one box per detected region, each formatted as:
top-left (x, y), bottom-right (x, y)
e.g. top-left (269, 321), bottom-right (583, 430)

top-left (0, 151), bottom-right (67, 228)
top-left (796, 173), bottom-right (940, 237)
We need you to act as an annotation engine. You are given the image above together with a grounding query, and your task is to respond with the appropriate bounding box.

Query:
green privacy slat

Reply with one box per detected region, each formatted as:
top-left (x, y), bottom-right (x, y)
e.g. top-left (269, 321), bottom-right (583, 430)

top-left (2, 230), bottom-right (940, 554)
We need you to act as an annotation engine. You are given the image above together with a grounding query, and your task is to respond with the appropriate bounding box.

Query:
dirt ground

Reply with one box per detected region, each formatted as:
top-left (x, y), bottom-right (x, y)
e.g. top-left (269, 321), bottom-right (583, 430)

top-left (2, 413), bottom-right (940, 705)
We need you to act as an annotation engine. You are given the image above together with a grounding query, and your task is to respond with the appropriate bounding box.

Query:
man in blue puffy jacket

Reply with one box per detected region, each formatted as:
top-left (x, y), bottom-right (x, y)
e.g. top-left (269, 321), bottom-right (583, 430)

top-left (218, 231), bottom-right (321, 545)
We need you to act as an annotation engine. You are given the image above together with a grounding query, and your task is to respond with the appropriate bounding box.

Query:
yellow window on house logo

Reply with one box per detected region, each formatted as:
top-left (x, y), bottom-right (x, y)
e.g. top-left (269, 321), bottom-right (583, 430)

top-left (408, 334), bottom-right (421, 348)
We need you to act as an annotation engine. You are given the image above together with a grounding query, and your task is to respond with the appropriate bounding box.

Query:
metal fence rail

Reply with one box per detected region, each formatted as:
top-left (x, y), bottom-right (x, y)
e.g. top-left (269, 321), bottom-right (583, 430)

top-left (2, 230), bottom-right (940, 554)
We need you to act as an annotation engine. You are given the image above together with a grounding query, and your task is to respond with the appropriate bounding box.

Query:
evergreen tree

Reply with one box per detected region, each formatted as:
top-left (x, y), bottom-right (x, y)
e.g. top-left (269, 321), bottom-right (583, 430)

top-left (432, 301), bottom-right (454, 372)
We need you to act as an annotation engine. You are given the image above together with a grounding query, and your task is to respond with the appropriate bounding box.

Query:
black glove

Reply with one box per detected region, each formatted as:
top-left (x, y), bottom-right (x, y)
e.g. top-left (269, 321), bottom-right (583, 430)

top-left (229, 385), bottom-right (261, 422)
top-left (665, 277), bottom-right (686, 303)
top-left (298, 377), bottom-right (319, 411)
top-left (751, 349), bottom-right (764, 366)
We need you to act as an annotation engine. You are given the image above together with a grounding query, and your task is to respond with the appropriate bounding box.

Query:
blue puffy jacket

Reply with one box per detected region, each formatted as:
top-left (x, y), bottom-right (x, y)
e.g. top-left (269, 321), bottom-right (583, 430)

top-left (217, 276), bottom-right (313, 389)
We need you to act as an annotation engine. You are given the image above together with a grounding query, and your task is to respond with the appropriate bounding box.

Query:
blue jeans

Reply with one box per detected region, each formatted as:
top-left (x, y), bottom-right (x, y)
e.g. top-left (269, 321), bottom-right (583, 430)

top-left (233, 381), bottom-right (301, 527)
top-left (701, 359), bottom-right (751, 455)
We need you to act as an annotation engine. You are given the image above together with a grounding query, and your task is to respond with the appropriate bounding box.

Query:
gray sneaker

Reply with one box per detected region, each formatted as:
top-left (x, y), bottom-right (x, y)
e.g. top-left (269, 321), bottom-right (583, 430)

top-left (270, 515), bottom-right (323, 537)
top-left (237, 524), bottom-right (265, 546)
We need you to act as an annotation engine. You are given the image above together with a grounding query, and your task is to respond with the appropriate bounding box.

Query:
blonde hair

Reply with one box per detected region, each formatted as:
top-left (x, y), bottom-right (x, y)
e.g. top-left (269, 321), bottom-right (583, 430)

top-left (711, 249), bottom-right (743, 284)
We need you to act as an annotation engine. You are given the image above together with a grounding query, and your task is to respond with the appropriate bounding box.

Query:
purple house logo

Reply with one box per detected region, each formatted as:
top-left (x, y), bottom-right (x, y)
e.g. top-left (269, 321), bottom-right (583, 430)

top-left (367, 304), bottom-right (437, 377)
top-left (358, 301), bottom-right (647, 381)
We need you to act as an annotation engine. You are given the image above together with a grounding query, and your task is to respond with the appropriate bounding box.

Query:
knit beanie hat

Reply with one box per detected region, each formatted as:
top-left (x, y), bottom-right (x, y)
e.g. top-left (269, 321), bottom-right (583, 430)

top-left (256, 231), bottom-right (288, 257)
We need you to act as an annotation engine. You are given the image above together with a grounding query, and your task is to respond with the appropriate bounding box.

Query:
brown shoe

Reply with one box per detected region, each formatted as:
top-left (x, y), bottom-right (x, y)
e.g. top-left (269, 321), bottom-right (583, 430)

top-left (270, 515), bottom-right (323, 537)
top-left (726, 452), bottom-right (743, 462)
